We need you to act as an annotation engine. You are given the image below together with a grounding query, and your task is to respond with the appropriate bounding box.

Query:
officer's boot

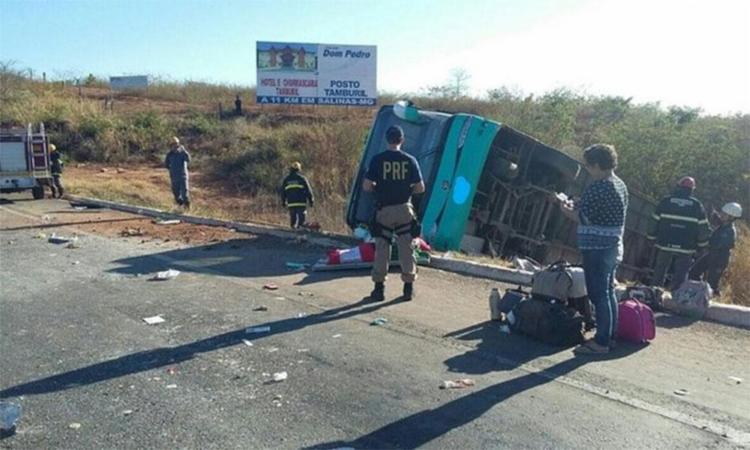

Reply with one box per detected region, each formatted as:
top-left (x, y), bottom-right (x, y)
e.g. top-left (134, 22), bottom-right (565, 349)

top-left (369, 282), bottom-right (385, 302)
top-left (183, 199), bottom-right (191, 210)
top-left (402, 282), bottom-right (414, 301)
top-left (58, 187), bottom-right (64, 198)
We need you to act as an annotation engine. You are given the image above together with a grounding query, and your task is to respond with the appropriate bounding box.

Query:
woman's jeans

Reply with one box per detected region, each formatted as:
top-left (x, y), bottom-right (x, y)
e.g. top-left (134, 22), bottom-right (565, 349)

top-left (582, 247), bottom-right (619, 347)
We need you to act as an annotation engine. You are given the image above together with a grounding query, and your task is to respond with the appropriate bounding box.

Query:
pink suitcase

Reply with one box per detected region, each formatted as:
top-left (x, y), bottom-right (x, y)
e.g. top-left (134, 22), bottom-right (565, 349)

top-left (617, 299), bottom-right (656, 343)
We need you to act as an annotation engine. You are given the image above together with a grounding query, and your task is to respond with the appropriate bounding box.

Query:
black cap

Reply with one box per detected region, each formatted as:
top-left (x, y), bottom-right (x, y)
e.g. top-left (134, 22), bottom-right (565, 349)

top-left (385, 125), bottom-right (404, 144)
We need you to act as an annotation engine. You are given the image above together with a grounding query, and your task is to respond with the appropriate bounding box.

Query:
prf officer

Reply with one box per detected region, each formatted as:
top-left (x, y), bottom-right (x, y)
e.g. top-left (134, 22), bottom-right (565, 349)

top-left (363, 125), bottom-right (425, 302)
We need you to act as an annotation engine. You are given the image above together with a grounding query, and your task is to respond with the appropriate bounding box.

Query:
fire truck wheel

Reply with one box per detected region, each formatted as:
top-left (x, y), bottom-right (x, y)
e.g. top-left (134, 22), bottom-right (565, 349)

top-left (32, 186), bottom-right (44, 200)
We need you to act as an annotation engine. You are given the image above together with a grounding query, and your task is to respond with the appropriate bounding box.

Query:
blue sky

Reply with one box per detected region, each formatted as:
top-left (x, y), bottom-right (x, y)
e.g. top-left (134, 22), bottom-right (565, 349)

top-left (1, 0), bottom-right (748, 114)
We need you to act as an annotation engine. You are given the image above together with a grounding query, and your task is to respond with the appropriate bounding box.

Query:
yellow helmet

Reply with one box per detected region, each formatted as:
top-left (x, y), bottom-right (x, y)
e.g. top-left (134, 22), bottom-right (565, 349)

top-left (290, 161), bottom-right (302, 171)
top-left (172, 136), bottom-right (180, 144)
top-left (49, 143), bottom-right (57, 152)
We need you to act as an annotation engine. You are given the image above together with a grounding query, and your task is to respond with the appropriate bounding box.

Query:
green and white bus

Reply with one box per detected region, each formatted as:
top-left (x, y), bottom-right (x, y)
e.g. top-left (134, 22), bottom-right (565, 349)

top-left (346, 101), bottom-right (654, 280)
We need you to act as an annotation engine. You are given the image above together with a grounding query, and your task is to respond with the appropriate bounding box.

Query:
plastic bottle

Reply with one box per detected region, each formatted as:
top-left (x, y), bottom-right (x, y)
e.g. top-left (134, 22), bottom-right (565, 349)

top-left (489, 288), bottom-right (502, 321)
top-left (0, 402), bottom-right (21, 435)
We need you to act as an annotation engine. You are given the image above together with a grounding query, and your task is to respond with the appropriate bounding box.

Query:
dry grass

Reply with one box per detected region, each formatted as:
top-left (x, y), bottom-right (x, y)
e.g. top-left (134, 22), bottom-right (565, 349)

top-left (721, 223), bottom-right (750, 307)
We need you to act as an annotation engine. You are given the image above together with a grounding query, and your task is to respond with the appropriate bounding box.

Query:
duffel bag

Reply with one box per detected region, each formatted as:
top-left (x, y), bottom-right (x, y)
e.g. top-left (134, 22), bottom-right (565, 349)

top-left (617, 299), bottom-right (656, 343)
top-left (669, 280), bottom-right (712, 319)
top-left (490, 287), bottom-right (529, 320)
top-left (531, 261), bottom-right (587, 302)
top-left (510, 298), bottom-right (585, 347)
top-left (622, 285), bottom-right (664, 311)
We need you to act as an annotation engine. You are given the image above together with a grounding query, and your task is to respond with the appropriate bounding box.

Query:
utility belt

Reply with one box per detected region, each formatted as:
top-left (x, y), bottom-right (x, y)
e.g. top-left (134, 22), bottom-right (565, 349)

top-left (370, 220), bottom-right (421, 240)
top-left (370, 202), bottom-right (421, 240)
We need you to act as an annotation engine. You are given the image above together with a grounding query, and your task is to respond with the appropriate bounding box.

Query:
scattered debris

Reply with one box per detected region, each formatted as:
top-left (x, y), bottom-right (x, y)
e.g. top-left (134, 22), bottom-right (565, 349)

top-left (68, 422), bottom-right (82, 430)
top-left (332, 334), bottom-right (342, 339)
top-left (511, 256), bottom-right (542, 272)
top-left (728, 376), bottom-right (743, 384)
top-left (267, 347), bottom-right (279, 353)
top-left (272, 394), bottom-right (283, 407)
top-left (154, 219), bottom-right (181, 225)
top-left (297, 349), bottom-right (309, 353)
top-left (296, 313), bottom-right (308, 319)
top-left (72, 261), bottom-right (80, 265)
top-left (285, 262), bottom-right (308, 271)
top-left (73, 206), bottom-right (88, 211)
top-left (263, 283), bottom-right (279, 291)
top-left (34, 232), bottom-right (47, 239)
top-left (48, 234), bottom-right (73, 244)
top-left (121, 228), bottom-right (144, 237)
top-left (66, 240), bottom-right (81, 249)
top-left (0, 402), bottom-right (21, 435)
top-left (246, 326), bottom-right (271, 334)
top-left (272, 372), bottom-right (288, 382)
top-left (122, 409), bottom-right (133, 416)
top-left (166, 384), bottom-right (177, 389)
top-left (69, 200), bottom-right (102, 209)
top-left (6, 240), bottom-right (14, 245)
top-left (151, 269), bottom-right (180, 281)
top-left (440, 379), bottom-right (476, 390)
top-left (241, 339), bottom-right (254, 347)
top-left (166, 367), bottom-right (177, 375)
top-left (370, 317), bottom-right (388, 326)
top-left (274, 296), bottom-right (285, 301)
top-left (673, 389), bottom-right (689, 396)
top-left (253, 305), bottom-right (269, 312)
top-left (143, 315), bottom-right (165, 325)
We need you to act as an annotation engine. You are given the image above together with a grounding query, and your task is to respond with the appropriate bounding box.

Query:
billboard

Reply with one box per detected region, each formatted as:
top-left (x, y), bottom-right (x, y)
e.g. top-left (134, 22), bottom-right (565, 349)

top-left (109, 75), bottom-right (150, 91)
top-left (256, 41), bottom-right (377, 107)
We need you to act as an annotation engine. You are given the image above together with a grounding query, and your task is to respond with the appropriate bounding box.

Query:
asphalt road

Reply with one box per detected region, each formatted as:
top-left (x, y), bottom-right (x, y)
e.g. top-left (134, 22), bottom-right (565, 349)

top-left (1, 196), bottom-right (749, 449)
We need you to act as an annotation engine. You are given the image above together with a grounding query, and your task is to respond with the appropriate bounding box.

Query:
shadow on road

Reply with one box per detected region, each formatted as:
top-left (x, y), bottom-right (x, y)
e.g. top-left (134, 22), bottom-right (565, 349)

top-left (0, 296), bottom-right (405, 399)
top-left (307, 330), bottom-right (643, 449)
top-left (655, 313), bottom-right (699, 329)
top-left (108, 236), bottom-right (406, 284)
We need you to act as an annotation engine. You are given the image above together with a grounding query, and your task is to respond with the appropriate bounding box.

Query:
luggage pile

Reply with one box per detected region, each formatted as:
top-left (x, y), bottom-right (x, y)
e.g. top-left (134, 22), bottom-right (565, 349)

top-left (490, 261), bottom-right (590, 347)
top-left (491, 261), bottom-right (660, 347)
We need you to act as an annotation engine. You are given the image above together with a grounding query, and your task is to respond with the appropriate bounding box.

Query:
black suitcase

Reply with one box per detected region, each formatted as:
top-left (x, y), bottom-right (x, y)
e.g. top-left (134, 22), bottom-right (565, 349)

top-left (511, 298), bottom-right (585, 347)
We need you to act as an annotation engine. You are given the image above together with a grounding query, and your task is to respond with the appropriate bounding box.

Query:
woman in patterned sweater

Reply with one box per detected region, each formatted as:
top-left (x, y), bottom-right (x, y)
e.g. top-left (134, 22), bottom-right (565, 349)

top-left (561, 144), bottom-right (628, 354)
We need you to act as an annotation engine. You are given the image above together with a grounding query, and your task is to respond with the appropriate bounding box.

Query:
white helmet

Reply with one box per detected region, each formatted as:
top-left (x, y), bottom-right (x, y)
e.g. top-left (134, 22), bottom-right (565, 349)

top-left (721, 202), bottom-right (742, 218)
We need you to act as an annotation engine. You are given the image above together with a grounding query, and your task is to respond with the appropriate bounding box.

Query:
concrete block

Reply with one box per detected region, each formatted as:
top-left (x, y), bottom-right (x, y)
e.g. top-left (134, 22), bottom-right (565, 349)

top-left (706, 302), bottom-right (750, 329)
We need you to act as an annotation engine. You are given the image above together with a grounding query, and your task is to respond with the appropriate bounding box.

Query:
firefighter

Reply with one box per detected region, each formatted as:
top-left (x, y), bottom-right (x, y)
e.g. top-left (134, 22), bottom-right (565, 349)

top-left (363, 125), bottom-right (425, 302)
top-left (281, 162), bottom-right (314, 229)
top-left (689, 202), bottom-right (742, 295)
top-left (647, 176), bottom-right (710, 290)
top-left (164, 137), bottom-right (191, 209)
top-left (48, 144), bottom-right (64, 198)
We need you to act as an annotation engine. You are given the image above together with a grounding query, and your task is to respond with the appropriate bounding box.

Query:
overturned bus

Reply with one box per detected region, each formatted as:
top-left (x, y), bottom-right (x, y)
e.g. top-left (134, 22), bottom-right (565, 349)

top-left (346, 102), bottom-right (655, 280)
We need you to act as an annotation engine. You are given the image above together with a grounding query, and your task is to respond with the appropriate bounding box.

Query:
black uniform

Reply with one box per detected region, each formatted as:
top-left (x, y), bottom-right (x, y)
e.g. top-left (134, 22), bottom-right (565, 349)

top-left (689, 221), bottom-right (737, 293)
top-left (281, 171), bottom-right (314, 228)
top-left (49, 152), bottom-right (64, 198)
top-left (647, 188), bottom-right (710, 288)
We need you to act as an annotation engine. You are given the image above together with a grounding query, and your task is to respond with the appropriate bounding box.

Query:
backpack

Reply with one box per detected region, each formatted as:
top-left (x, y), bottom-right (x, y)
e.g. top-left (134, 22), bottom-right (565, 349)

top-left (622, 285), bottom-right (664, 311)
top-left (510, 298), bottom-right (585, 347)
top-left (671, 280), bottom-right (712, 318)
top-left (617, 299), bottom-right (656, 343)
top-left (531, 261), bottom-right (587, 302)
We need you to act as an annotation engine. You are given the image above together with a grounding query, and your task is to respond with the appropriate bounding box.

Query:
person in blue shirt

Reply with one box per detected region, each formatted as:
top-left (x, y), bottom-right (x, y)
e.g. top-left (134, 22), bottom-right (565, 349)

top-left (363, 125), bottom-right (425, 302)
top-left (560, 143), bottom-right (628, 355)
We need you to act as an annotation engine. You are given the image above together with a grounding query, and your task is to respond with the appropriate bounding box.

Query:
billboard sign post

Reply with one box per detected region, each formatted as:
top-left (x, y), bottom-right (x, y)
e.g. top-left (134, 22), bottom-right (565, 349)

top-left (256, 41), bottom-right (376, 107)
